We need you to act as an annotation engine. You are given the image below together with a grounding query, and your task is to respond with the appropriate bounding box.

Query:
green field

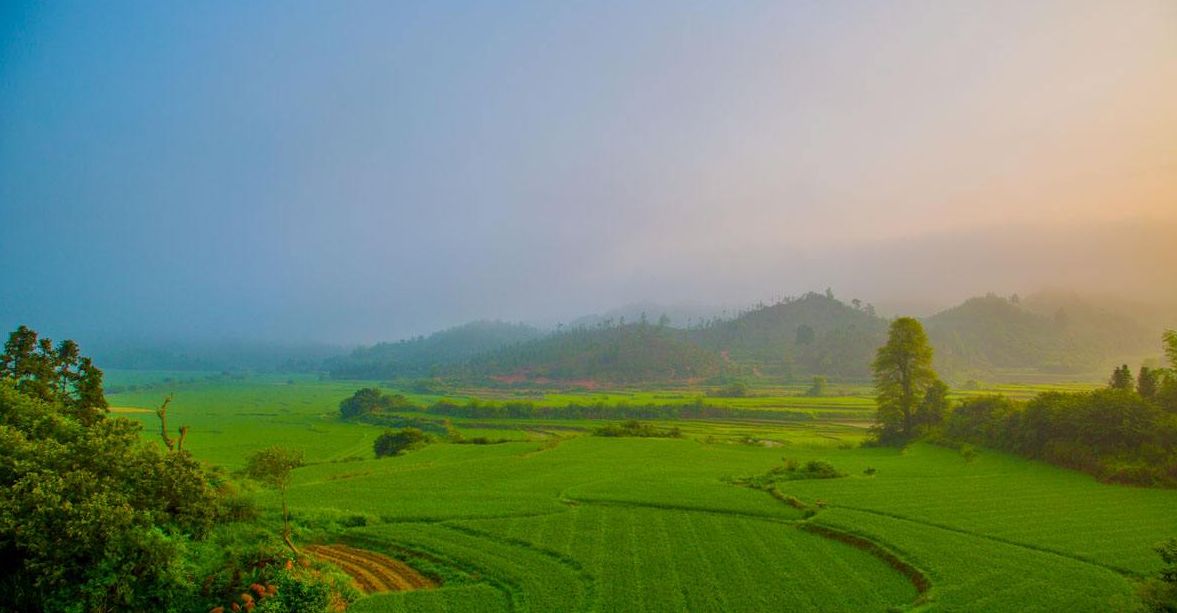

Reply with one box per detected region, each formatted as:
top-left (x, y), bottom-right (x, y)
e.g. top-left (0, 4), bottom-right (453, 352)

top-left (108, 375), bottom-right (1174, 611)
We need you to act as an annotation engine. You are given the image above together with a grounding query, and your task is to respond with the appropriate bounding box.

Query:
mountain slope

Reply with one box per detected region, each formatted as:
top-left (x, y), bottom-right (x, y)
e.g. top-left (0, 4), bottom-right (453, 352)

top-left (924, 294), bottom-right (1157, 375)
top-left (459, 322), bottom-right (724, 384)
top-left (327, 320), bottom-right (543, 379)
top-left (689, 292), bottom-right (888, 379)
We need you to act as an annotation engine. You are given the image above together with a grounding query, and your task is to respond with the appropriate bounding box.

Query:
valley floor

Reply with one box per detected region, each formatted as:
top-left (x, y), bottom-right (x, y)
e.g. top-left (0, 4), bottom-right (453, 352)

top-left (109, 374), bottom-right (1174, 612)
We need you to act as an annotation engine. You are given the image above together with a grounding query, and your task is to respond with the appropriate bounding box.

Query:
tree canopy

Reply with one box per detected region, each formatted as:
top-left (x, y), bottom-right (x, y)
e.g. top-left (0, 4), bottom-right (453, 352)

top-left (872, 317), bottom-right (944, 444)
top-left (0, 326), bottom-right (217, 611)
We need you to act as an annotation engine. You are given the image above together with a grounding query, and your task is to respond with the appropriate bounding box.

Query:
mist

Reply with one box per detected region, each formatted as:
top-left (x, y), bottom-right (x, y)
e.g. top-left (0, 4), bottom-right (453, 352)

top-left (2, 1), bottom-right (1174, 347)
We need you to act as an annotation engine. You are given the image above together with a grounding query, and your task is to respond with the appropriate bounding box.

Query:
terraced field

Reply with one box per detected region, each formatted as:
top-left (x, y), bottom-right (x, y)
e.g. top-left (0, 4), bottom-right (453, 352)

top-left (110, 377), bottom-right (1177, 611)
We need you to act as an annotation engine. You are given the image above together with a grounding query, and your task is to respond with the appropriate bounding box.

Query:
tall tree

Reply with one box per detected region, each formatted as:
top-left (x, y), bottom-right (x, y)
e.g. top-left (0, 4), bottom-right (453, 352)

top-left (1138, 366), bottom-right (1159, 399)
top-left (1165, 330), bottom-right (1177, 369)
top-left (1109, 364), bottom-right (1134, 391)
top-left (872, 317), bottom-right (942, 444)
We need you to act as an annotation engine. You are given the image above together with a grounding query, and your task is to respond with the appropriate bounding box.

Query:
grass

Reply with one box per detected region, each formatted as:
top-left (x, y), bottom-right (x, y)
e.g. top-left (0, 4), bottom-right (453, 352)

top-left (108, 374), bottom-right (1177, 611)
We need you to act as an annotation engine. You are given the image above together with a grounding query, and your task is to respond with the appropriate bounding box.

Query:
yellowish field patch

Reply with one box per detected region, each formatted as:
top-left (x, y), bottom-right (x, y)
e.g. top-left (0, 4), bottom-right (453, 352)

top-left (109, 406), bottom-right (153, 414)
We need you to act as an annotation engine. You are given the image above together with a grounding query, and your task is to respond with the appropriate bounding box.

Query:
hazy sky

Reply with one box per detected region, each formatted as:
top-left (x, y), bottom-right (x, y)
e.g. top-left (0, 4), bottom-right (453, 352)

top-left (2, 1), bottom-right (1175, 344)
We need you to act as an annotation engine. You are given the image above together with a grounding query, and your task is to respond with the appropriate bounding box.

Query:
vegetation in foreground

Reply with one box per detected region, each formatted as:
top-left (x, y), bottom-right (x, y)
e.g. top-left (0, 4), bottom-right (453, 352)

top-left (7, 319), bottom-right (1177, 611)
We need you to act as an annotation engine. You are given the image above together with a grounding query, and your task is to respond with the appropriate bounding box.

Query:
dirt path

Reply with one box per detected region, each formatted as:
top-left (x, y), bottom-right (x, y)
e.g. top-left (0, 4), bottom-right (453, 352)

top-left (305, 544), bottom-right (437, 593)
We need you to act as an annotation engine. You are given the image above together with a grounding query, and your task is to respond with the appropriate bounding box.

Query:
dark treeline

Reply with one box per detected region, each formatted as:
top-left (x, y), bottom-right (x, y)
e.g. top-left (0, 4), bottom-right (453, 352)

top-left (427, 399), bottom-right (812, 422)
top-left (337, 387), bottom-right (812, 423)
top-left (873, 322), bottom-right (1177, 487)
top-left (938, 362), bottom-right (1177, 486)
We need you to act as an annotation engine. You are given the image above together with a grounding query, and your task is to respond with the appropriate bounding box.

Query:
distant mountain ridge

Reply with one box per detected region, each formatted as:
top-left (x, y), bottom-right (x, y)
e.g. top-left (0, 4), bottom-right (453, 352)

top-left (326, 292), bottom-right (1167, 383)
top-left (325, 320), bottom-right (543, 379)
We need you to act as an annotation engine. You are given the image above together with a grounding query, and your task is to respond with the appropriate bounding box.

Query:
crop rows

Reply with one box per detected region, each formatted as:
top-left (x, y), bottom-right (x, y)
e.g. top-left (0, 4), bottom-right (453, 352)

top-left (813, 507), bottom-right (1137, 611)
top-left (305, 544), bottom-right (435, 592)
top-left (459, 505), bottom-right (918, 611)
top-left (349, 522), bottom-right (591, 612)
top-left (769, 443), bottom-right (1177, 574)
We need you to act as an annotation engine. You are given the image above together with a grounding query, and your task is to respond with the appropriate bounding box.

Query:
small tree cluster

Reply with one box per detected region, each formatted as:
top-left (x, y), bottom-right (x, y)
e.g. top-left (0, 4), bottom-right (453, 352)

top-left (374, 427), bottom-right (430, 457)
top-left (339, 387), bottom-right (413, 419)
top-left (0, 324), bottom-right (107, 424)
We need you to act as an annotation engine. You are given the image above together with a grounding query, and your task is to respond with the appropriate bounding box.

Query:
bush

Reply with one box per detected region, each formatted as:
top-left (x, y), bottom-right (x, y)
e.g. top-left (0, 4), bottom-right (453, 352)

top-left (593, 420), bottom-right (683, 438)
top-left (374, 427), bottom-right (430, 458)
top-left (709, 381), bottom-right (750, 398)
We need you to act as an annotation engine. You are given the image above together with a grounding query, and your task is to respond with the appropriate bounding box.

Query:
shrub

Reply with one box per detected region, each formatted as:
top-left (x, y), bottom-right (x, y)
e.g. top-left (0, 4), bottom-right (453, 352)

top-left (374, 428), bottom-right (430, 458)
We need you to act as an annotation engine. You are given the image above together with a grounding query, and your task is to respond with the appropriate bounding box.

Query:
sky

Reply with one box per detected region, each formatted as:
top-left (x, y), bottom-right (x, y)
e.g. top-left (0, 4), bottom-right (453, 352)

top-left (2, 1), bottom-right (1175, 345)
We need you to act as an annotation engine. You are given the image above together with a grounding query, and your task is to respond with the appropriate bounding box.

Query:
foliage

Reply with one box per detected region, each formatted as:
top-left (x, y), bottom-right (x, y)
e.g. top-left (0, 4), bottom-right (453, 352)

top-left (942, 387), bottom-right (1177, 486)
top-left (426, 397), bottom-right (812, 422)
top-left (1140, 538), bottom-right (1177, 612)
top-left (1110, 364), bottom-right (1135, 391)
top-left (730, 457), bottom-right (846, 489)
top-left (593, 419), bottom-right (683, 438)
top-left (0, 327), bottom-right (219, 612)
top-left (338, 387), bottom-right (413, 419)
top-left (374, 427), bottom-right (430, 457)
top-left (0, 325), bottom-right (107, 424)
top-left (192, 524), bottom-right (358, 613)
top-left (245, 447), bottom-right (305, 489)
top-left (805, 376), bottom-right (828, 397)
top-left (244, 446), bottom-right (304, 553)
top-left (709, 380), bottom-right (750, 397)
top-left (871, 317), bottom-right (944, 444)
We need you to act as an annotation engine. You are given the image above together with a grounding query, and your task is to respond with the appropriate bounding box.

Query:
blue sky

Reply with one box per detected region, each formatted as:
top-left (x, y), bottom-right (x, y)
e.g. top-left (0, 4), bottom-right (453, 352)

top-left (2, 1), bottom-right (1174, 344)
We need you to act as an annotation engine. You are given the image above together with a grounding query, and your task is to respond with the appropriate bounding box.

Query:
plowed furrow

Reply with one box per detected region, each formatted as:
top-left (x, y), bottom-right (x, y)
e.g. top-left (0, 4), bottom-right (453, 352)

top-left (305, 544), bottom-right (436, 593)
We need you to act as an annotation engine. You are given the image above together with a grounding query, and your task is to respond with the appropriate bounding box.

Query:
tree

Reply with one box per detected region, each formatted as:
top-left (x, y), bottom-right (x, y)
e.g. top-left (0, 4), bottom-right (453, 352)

top-left (1139, 366), bottom-right (1159, 400)
top-left (0, 326), bottom-right (107, 424)
top-left (1110, 364), bottom-right (1134, 391)
top-left (914, 379), bottom-right (950, 430)
top-left (374, 427), bottom-right (429, 458)
top-left (872, 317), bottom-right (942, 444)
top-left (244, 446), bottom-right (304, 554)
top-left (1165, 330), bottom-right (1177, 369)
top-left (0, 327), bottom-right (217, 611)
top-left (1140, 537), bottom-right (1177, 611)
top-left (795, 324), bottom-right (815, 345)
top-left (805, 376), bottom-right (828, 397)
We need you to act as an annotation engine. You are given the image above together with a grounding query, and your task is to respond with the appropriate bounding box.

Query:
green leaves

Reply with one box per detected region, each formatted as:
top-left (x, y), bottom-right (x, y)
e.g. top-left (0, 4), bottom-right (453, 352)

top-left (872, 317), bottom-right (942, 444)
top-left (0, 327), bottom-right (218, 611)
top-left (244, 446), bottom-right (305, 489)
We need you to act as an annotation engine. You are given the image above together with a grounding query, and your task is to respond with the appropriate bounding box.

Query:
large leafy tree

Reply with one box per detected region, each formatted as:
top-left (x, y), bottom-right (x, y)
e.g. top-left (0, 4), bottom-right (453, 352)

top-left (0, 326), bottom-right (217, 611)
top-left (872, 317), bottom-right (943, 444)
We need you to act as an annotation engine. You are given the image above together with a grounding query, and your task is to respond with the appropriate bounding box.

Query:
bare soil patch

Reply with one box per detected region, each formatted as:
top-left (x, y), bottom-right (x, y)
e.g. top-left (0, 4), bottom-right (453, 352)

top-left (305, 544), bottom-right (437, 593)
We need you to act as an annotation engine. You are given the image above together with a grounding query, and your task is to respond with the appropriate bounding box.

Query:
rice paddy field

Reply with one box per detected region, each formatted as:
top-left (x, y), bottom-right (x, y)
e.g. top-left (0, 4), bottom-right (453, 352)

top-left (107, 373), bottom-right (1172, 611)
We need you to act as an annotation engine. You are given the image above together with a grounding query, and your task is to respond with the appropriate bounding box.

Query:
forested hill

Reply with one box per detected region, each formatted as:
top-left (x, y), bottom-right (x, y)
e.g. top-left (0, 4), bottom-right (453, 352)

top-left (924, 294), bottom-right (1156, 376)
top-left (328, 293), bottom-right (1164, 383)
top-left (454, 321), bottom-right (724, 384)
top-left (687, 292), bottom-right (888, 379)
top-left (325, 320), bottom-right (543, 379)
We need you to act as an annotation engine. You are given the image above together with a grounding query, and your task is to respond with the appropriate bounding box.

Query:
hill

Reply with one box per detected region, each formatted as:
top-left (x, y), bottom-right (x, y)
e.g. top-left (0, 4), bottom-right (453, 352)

top-left (689, 292), bottom-right (888, 379)
top-left (326, 320), bottom-right (543, 379)
top-left (330, 292), bottom-right (1165, 384)
top-left (924, 293), bottom-right (1157, 376)
top-left (458, 321), bottom-right (724, 384)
